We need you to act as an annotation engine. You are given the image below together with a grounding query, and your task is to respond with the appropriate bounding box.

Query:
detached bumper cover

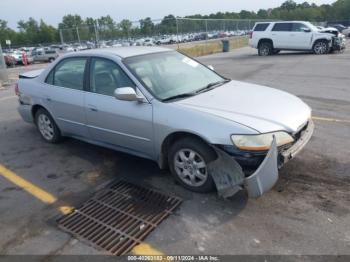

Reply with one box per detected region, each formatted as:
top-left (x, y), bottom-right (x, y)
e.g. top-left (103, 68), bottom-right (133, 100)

top-left (244, 137), bottom-right (278, 198)
top-left (245, 120), bottom-right (314, 198)
top-left (212, 120), bottom-right (314, 198)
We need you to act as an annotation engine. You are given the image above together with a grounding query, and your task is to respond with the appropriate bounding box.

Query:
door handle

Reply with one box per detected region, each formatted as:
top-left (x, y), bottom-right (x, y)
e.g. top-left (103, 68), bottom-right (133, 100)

top-left (88, 104), bottom-right (98, 112)
top-left (45, 96), bottom-right (52, 102)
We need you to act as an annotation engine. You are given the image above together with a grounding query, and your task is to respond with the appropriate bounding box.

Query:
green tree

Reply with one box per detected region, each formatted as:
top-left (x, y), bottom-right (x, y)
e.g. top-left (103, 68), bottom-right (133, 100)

top-left (0, 20), bottom-right (16, 46)
top-left (59, 14), bottom-right (84, 29)
top-left (139, 17), bottom-right (154, 36)
top-left (118, 19), bottom-right (132, 38)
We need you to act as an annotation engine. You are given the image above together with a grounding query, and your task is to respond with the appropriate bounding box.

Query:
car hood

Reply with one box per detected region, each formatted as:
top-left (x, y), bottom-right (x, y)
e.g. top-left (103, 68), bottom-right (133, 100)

top-left (175, 80), bottom-right (311, 134)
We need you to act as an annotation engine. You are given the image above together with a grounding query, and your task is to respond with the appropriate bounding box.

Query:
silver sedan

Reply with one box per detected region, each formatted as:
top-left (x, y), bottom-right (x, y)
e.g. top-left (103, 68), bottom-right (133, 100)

top-left (17, 47), bottom-right (314, 197)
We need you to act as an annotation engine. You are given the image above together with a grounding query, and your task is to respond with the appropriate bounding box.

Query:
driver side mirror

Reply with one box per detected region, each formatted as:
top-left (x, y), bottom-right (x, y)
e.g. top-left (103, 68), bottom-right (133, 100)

top-left (114, 87), bottom-right (144, 102)
top-left (208, 65), bottom-right (214, 70)
top-left (302, 28), bottom-right (311, 33)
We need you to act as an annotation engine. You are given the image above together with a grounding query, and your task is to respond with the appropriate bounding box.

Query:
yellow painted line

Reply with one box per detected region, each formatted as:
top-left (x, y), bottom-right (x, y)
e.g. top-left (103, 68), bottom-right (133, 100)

top-left (0, 164), bottom-right (164, 256)
top-left (0, 164), bottom-right (73, 216)
top-left (0, 164), bottom-right (57, 204)
top-left (0, 95), bottom-right (17, 102)
top-left (131, 243), bottom-right (164, 256)
top-left (59, 206), bottom-right (75, 215)
top-left (313, 116), bottom-right (350, 124)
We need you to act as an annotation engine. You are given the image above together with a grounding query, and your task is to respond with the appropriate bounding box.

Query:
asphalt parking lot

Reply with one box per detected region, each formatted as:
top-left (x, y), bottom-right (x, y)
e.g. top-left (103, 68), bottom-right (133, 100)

top-left (0, 44), bottom-right (350, 256)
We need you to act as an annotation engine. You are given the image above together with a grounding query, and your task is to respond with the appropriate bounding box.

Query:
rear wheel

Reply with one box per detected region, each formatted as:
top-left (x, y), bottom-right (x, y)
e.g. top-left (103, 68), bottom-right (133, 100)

top-left (258, 41), bottom-right (273, 56)
top-left (168, 137), bottom-right (216, 193)
top-left (48, 57), bottom-right (55, 63)
top-left (313, 40), bottom-right (329, 55)
top-left (35, 108), bottom-right (62, 143)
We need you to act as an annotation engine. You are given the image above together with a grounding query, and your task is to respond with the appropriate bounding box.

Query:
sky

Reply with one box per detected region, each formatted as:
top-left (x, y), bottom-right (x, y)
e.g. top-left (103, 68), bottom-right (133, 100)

top-left (0, 0), bottom-right (336, 29)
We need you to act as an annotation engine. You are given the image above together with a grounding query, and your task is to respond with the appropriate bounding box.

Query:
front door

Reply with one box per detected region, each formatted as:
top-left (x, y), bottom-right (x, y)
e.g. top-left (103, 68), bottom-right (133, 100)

top-left (289, 23), bottom-right (313, 50)
top-left (85, 57), bottom-right (154, 159)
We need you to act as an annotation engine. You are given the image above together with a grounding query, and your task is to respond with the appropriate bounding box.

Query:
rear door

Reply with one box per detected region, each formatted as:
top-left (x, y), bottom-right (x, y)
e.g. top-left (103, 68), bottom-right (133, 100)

top-left (85, 57), bottom-right (154, 158)
top-left (271, 22), bottom-right (292, 49)
top-left (43, 57), bottom-right (89, 138)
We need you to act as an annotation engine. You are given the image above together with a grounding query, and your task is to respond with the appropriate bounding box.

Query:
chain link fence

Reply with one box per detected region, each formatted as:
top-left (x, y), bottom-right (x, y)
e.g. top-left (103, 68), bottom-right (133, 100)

top-left (58, 18), bottom-right (275, 53)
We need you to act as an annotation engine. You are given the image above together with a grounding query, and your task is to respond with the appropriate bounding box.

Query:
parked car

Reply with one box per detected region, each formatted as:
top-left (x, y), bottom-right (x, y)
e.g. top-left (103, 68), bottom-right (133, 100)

top-left (16, 47), bottom-right (313, 198)
top-left (327, 24), bottom-right (350, 37)
top-left (4, 54), bottom-right (16, 67)
top-left (8, 51), bottom-right (33, 65)
top-left (249, 21), bottom-right (338, 55)
top-left (10, 51), bottom-right (25, 64)
top-left (32, 49), bottom-right (59, 63)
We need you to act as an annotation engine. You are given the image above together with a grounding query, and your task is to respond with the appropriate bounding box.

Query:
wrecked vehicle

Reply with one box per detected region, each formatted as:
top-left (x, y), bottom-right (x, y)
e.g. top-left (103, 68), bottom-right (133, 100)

top-left (318, 27), bottom-right (346, 52)
top-left (16, 47), bottom-right (314, 198)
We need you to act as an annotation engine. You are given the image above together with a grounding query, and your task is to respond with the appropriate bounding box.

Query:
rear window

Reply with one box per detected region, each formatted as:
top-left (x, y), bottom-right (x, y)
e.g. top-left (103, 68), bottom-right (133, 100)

top-left (45, 50), bottom-right (56, 54)
top-left (272, 23), bottom-right (292, 32)
top-left (254, 23), bottom-right (270, 31)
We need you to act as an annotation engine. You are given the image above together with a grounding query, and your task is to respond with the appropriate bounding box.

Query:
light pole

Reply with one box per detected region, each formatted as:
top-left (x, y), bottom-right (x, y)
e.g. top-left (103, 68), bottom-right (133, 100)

top-left (0, 43), bottom-right (9, 87)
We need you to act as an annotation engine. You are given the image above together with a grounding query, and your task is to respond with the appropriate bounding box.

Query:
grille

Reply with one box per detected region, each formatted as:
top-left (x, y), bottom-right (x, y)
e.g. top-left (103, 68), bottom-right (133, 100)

top-left (57, 180), bottom-right (182, 255)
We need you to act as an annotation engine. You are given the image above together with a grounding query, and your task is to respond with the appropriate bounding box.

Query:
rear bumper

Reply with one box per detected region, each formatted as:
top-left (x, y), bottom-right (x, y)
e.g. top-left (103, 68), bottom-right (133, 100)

top-left (18, 104), bottom-right (33, 123)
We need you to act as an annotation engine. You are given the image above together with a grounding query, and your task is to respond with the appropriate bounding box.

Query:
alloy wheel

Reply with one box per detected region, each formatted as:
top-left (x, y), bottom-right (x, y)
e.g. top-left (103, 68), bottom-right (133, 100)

top-left (38, 114), bottom-right (54, 141)
top-left (174, 149), bottom-right (208, 187)
top-left (314, 42), bottom-right (328, 54)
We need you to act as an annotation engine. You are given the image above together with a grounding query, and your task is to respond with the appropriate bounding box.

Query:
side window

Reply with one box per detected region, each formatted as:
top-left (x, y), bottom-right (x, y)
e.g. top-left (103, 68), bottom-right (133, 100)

top-left (52, 58), bottom-right (87, 90)
top-left (292, 23), bottom-right (309, 32)
top-left (272, 23), bottom-right (292, 32)
top-left (45, 70), bottom-right (54, 85)
top-left (254, 23), bottom-right (270, 31)
top-left (90, 58), bottom-right (135, 96)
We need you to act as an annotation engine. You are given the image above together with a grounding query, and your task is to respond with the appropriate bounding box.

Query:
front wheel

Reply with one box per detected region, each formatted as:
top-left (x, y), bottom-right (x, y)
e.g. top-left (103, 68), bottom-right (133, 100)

top-left (168, 137), bottom-right (216, 193)
top-left (313, 40), bottom-right (329, 55)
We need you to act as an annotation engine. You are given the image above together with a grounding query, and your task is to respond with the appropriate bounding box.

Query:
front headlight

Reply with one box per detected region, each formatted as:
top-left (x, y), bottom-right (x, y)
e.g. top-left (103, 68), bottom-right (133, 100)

top-left (231, 132), bottom-right (294, 151)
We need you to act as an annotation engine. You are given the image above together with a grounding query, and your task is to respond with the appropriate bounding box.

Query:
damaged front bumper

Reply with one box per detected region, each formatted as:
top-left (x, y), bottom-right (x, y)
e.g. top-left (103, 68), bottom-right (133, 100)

top-left (210, 120), bottom-right (314, 198)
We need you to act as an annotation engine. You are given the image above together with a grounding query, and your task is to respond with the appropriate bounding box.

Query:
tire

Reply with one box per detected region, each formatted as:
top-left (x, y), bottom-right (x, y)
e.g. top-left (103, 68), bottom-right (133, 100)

top-left (35, 108), bottom-right (62, 143)
top-left (313, 40), bottom-right (330, 55)
top-left (168, 137), bottom-right (217, 193)
top-left (258, 41), bottom-right (273, 56)
top-left (48, 57), bottom-right (55, 63)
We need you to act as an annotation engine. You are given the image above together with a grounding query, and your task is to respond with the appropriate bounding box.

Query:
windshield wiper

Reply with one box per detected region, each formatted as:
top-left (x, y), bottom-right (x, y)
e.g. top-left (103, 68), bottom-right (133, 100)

top-left (162, 92), bottom-right (196, 102)
top-left (162, 79), bottom-right (230, 102)
top-left (195, 79), bottom-right (230, 94)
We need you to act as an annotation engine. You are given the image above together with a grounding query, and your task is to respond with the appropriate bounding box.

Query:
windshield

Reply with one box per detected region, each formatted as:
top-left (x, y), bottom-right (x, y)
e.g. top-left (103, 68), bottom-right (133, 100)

top-left (123, 51), bottom-right (225, 101)
top-left (305, 22), bottom-right (319, 32)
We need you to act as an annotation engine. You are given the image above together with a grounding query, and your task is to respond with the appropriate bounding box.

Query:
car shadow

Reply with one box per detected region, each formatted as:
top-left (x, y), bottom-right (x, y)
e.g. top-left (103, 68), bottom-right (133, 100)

top-left (0, 119), bottom-right (248, 222)
top-left (58, 137), bottom-right (249, 220)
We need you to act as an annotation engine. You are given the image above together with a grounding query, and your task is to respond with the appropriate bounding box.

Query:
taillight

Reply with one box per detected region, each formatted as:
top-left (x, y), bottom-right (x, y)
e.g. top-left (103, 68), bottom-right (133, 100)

top-left (248, 31), bottom-right (253, 39)
top-left (15, 83), bottom-right (20, 96)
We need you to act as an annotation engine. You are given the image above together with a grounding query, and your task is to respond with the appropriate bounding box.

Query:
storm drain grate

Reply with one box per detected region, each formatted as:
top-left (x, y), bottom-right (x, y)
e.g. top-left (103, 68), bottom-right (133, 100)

top-left (57, 180), bottom-right (182, 255)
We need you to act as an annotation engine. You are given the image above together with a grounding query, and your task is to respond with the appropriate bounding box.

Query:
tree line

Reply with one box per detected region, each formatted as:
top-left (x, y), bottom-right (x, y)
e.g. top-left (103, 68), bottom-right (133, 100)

top-left (1, 0), bottom-right (350, 47)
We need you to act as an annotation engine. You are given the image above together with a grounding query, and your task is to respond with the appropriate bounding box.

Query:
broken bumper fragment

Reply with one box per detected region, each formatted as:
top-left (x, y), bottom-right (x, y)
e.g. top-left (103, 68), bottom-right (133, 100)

top-left (244, 137), bottom-right (278, 198)
top-left (210, 120), bottom-right (314, 198)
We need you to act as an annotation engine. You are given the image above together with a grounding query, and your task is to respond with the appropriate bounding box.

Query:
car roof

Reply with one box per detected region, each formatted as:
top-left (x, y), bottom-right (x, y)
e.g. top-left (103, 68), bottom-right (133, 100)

top-left (76, 46), bottom-right (172, 59)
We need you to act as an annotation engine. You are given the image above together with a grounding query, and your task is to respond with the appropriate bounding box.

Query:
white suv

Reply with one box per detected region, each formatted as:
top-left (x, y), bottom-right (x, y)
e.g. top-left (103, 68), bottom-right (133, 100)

top-left (249, 21), bottom-right (335, 56)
